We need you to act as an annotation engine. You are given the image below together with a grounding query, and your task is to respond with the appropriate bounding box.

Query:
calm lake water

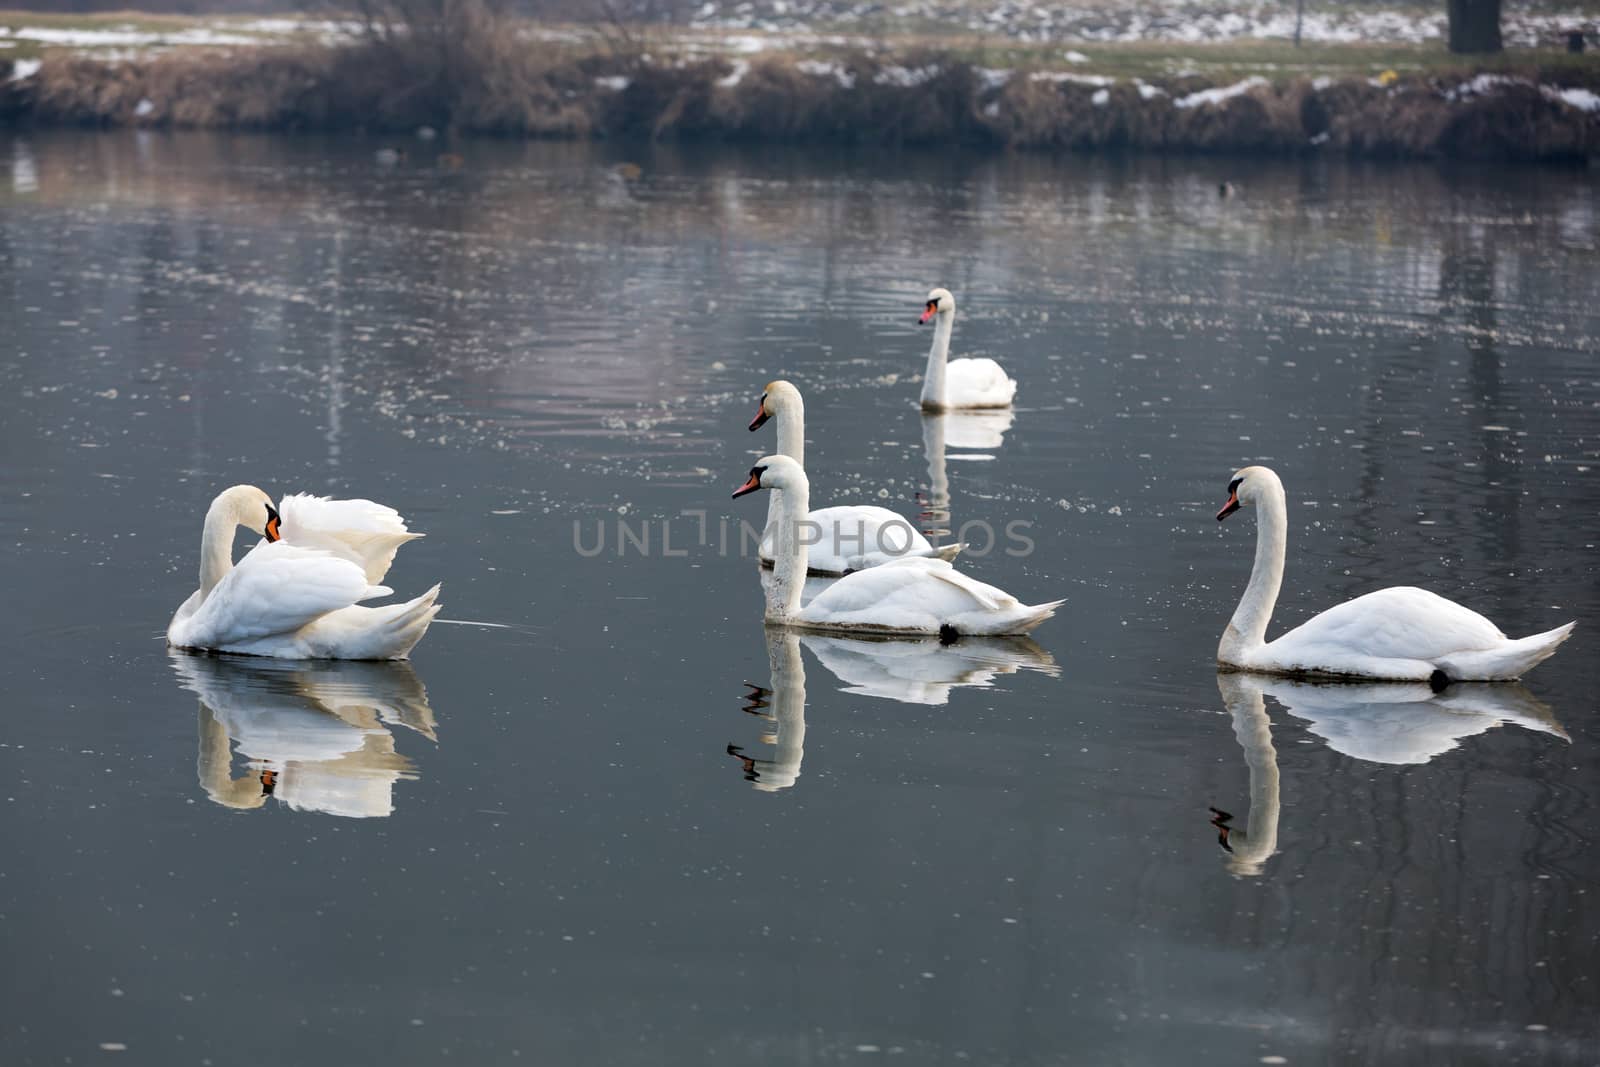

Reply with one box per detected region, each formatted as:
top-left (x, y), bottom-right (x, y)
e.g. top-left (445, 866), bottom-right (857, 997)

top-left (1, 131), bottom-right (1597, 1066)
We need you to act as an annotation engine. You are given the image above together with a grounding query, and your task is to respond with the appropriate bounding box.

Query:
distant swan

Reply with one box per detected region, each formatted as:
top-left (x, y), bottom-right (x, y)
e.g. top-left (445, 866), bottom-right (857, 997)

top-left (750, 380), bottom-right (960, 575)
top-left (734, 456), bottom-right (1061, 636)
top-left (1215, 466), bottom-right (1573, 681)
top-left (918, 288), bottom-right (1016, 411)
top-left (167, 485), bottom-right (440, 660)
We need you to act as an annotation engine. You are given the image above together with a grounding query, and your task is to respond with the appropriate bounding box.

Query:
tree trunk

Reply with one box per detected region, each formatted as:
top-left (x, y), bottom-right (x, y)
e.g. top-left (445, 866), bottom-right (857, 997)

top-left (1447, 0), bottom-right (1503, 53)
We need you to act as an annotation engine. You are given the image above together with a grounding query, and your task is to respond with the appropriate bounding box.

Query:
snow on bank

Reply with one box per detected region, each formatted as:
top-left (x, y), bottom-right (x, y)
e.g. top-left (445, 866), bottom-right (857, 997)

top-left (1175, 76), bottom-right (1268, 109)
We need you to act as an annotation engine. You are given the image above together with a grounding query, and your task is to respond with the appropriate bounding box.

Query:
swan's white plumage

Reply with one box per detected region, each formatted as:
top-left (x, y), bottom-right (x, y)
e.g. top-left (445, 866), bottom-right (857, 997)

top-left (942, 356), bottom-right (1017, 409)
top-left (1218, 465), bottom-right (1574, 681)
top-left (278, 493), bottom-right (420, 583)
top-left (759, 504), bottom-right (956, 575)
top-left (170, 542), bottom-right (381, 650)
top-left (168, 485), bottom-right (439, 660)
top-left (796, 557), bottom-right (1058, 636)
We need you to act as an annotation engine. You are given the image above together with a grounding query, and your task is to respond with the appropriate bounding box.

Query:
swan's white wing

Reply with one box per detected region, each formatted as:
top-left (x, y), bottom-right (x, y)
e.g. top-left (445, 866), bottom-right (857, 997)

top-left (279, 493), bottom-right (421, 583)
top-left (1270, 587), bottom-right (1506, 666)
top-left (945, 358), bottom-right (1017, 407)
top-left (797, 557), bottom-right (1054, 634)
top-left (174, 542), bottom-right (380, 650)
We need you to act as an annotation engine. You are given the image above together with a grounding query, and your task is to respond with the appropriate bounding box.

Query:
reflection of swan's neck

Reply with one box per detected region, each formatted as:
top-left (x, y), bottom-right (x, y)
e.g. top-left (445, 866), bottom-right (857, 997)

top-left (196, 704), bottom-right (268, 810)
top-left (1218, 677), bottom-right (1280, 876)
top-left (767, 402), bottom-right (806, 538)
top-left (766, 477), bottom-right (812, 623)
top-left (1221, 482), bottom-right (1287, 664)
top-left (755, 630), bottom-right (806, 791)
top-left (920, 313), bottom-right (954, 409)
top-left (921, 414), bottom-right (949, 531)
top-left (199, 500), bottom-right (239, 598)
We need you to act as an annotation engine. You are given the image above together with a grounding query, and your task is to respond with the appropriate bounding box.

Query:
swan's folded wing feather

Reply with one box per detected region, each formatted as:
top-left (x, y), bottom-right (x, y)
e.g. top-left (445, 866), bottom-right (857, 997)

top-left (804, 558), bottom-right (1009, 622)
top-left (279, 493), bottom-right (421, 583)
top-left (1272, 586), bottom-right (1506, 663)
top-left (946, 358), bottom-right (1017, 405)
top-left (182, 543), bottom-right (378, 647)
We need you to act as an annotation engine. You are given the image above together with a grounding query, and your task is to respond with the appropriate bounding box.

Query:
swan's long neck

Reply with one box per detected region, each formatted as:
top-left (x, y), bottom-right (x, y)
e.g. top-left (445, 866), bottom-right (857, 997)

top-left (198, 502), bottom-right (238, 598)
top-left (1220, 482), bottom-right (1287, 663)
top-left (766, 403), bottom-right (806, 538)
top-left (921, 413), bottom-right (950, 543)
top-left (920, 313), bottom-right (954, 409)
top-left (765, 477), bottom-right (812, 623)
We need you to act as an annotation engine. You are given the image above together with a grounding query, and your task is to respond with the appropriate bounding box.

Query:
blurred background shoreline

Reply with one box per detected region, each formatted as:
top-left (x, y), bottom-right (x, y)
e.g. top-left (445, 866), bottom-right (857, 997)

top-left (0, 0), bottom-right (1597, 160)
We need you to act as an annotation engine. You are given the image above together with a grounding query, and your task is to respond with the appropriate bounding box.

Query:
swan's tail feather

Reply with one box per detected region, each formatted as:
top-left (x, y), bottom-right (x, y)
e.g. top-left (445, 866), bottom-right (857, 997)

top-left (361, 584), bottom-right (443, 661)
top-left (1440, 622), bottom-right (1575, 681)
top-left (1008, 598), bottom-right (1066, 635)
top-left (932, 543), bottom-right (965, 563)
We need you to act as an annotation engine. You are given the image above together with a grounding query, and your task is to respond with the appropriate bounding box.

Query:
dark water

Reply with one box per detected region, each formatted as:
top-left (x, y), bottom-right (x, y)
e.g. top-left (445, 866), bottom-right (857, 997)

top-left (1, 130), bottom-right (1597, 1066)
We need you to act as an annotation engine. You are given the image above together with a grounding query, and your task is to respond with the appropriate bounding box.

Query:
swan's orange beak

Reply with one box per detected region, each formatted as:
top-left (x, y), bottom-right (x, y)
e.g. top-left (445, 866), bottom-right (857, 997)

top-left (732, 471), bottom-right (763, 499)
top-left (260, 769), bottom-right (278, 795)
top-left (919, 301), bottom-right (937, 325)
top-left (264, 504), bottom-right (282, 542)
top-left (749, 399), bottom-right (771, 432)
top-left (1216, 493), bottom-right (1241, 522)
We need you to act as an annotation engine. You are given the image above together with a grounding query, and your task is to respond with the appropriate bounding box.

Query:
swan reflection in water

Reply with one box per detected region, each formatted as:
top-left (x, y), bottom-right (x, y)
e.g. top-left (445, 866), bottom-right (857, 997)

top-left (1211, 673), bottom-right (1567, 876)
top-left (918, 410), bottom-right (1015, 545)
top-left (728, 627), bottom-right (1057, 792)
top-left (170, 651), bottom-right (438, 818)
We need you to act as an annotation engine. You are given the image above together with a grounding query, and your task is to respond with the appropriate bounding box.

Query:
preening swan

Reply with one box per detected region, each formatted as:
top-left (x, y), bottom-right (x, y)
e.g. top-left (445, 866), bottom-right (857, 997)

top-left (733, 456), bottom-right (1061, 636)
top-left (167, 485), bottom-right (441, 660)
top-left (750, 380), bottom-right (960, 575)
top-left (1215, 466), bottom-right (1573, 681)
top-left (918, 288), bottom-right (1016, 411)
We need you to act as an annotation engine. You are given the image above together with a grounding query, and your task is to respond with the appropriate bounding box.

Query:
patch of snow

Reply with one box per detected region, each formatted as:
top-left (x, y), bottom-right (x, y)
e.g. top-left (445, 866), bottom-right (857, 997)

top-left (976, 66), bottom-right (1012, 91)
top-left (1091, 87), bottom-right (1110, 106)
top-left (716, 58), bottom-right (749, 88)
top-left (1309, 131), bottom-right (1330, 145)
top-left (594, 76), bottom-right (631, 92)
top-left (874, 64), bottom-right (940, 87)
top-left (1064, 50), bottom-right (1089, 63)
top-left (796, 59), bottom-right (854, 89)
top-left (12, 26), bottom-right (260, 47)
top-left (134, 98), bottom-right (155, 117)
top-left (1445, 73), bottom-right (1529, 100)
top-left (1030, 71), bottom-right (1113, 87)
top-left (9, 58), bottom-right (40, 82)
top-left (1312, 76), bottom-right (1334, 91)
top-left (1543, 85), bottom-right (1600, 112)
top-left (1134, 79), bottom-right (1166, 100)
top-left (1174, 75), bottom-right (1268, 109)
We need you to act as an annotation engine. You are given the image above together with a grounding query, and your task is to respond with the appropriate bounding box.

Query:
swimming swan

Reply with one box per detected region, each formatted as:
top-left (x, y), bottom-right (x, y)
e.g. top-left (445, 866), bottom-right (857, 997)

top-left (733, 456), bottom-right (1061, 636)
top-left (918, 288), bottom-right (1016, 411)
top-left (1215, 466), bottom-right (1573, 682)
top-left (167, 485), bottom-right (440, 660)
top-left (750, 380), bottom-right (960, 575)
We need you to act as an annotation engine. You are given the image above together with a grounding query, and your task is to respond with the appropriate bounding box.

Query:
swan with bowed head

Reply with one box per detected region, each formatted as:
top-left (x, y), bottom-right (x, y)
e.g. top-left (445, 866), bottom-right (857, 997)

top-left (918, 288), bottom-right (1017, 411)
top-left (1215, 465), bottom-right (1573, 682)
top-left (733, 455), bottom-right (1061, 637)
top-left (749, 380), bottom-right (960, 575)
top-left (167, 485), bottom-right (440, 660)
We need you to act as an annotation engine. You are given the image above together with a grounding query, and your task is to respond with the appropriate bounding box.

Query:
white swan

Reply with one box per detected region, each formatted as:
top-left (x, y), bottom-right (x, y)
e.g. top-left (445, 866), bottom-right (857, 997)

top-left (1216, 465), bottom-right (1574, 681)
top-left (733, 456), bottom-right (1061, 636)
top-left (167, 485), bottom-right (441, 660)
top-left (918, 288), bottom-right (1016, 411)
top-left (749, 380), bottom-right (960, 575)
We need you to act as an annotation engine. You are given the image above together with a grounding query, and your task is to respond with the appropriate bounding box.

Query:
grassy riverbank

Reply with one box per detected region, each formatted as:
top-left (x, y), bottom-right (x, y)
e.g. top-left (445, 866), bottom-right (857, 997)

top-left (2, 10), bottom-right (1597, 160)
